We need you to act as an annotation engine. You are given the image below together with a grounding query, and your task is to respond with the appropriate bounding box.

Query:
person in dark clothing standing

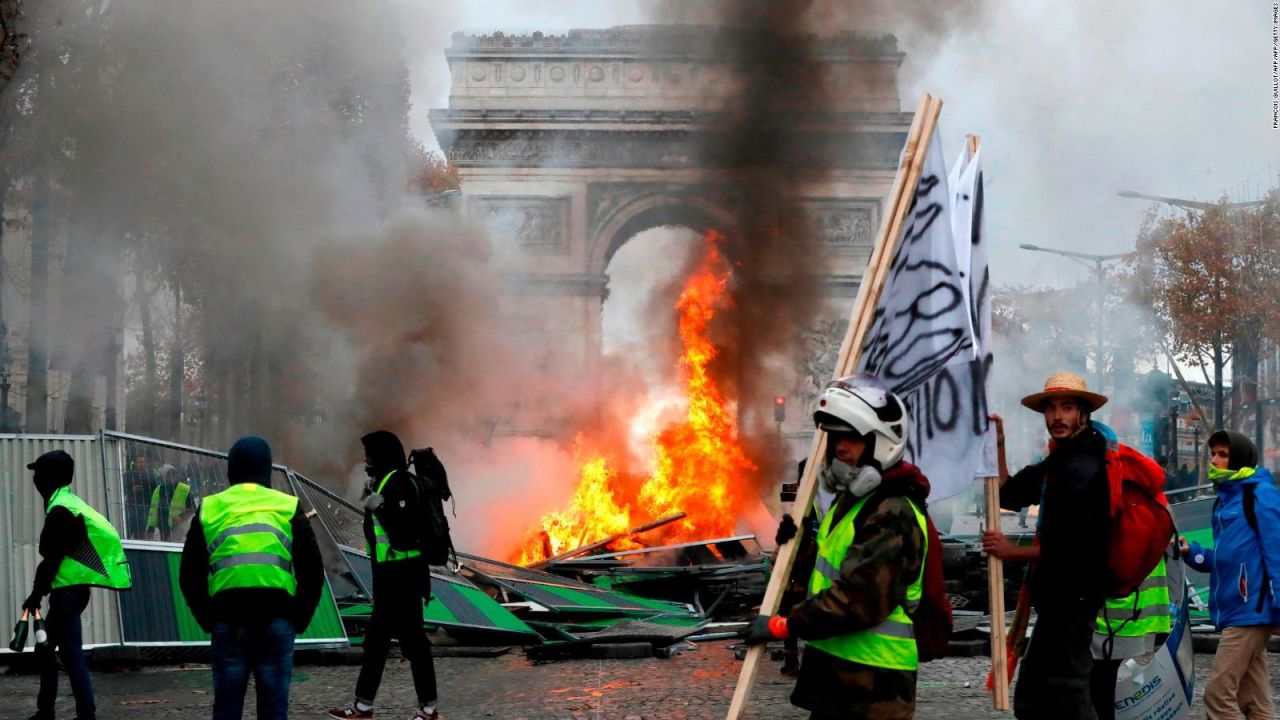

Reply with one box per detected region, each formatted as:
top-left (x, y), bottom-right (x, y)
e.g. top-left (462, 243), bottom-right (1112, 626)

top-left (25, 450), bottom-right (133, 720)
top-left (124, 453), bottom-right (160, 539)
top-left (328, 430), bottom-right (441, 720)
top-left (984, 371), bottom-right (1112, 720)
top-left (179, 437), bottom-right (324, 720)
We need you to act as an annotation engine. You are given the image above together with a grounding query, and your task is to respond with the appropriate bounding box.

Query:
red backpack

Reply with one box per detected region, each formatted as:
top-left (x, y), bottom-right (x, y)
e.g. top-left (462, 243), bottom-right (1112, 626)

top-left (1103, 443), bottom-right (1175, 598)
top-left (913, 510), bottom-right (954, 662)
top-left (872, 465), bottom-right (953, 661)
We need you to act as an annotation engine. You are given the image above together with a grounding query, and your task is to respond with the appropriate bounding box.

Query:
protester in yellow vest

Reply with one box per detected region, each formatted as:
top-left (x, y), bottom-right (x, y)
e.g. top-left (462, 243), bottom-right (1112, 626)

top-left (178, 436), bottom-right (323, 720)
top-left (744, 375), bottom-right (929, 720)
top-left (1090, 551), bottom-right (1173, 720)
top-left (24, 450), bottom-right (132, 720)
top-left (329, 430), bottom-right (442, 720)
top-left (146, 464), bottom-right (195, 542)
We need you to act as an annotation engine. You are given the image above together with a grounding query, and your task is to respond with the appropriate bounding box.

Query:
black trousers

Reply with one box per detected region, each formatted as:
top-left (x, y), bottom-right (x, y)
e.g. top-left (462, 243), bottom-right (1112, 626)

top-left (36, 586), bottom-right (95, 720)
top-left (1089, 658), bottom-right (1122, 720)
top-left (354, 560), bottom-right (437, 707)
top-left (1014, 604), bottom-right (1101, 720)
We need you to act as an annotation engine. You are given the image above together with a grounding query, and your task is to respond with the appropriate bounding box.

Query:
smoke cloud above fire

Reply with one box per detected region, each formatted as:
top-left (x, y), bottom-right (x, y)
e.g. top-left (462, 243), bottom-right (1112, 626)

top-left (3, 0), bottom-right (1264, 556)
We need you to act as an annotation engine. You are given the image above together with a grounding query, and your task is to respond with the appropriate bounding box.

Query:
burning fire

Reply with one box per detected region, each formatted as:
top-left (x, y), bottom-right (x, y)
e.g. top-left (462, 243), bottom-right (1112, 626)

top-left (513, 231), bottom-right (758, 565)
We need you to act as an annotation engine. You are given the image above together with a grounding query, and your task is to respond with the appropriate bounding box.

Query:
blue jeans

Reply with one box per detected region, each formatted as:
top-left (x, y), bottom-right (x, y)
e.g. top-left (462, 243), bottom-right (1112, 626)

top-left (36, 586), bottom-right (95, 719)
top-left (210, 617), bottom-right (296, 720)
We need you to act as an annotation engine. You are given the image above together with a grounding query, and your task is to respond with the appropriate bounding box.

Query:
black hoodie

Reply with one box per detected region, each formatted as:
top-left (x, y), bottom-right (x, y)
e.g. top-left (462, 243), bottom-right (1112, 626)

top-left (27, 451), bottom-right (89, 603)
top-left (179, 438), bottom-right (324, 632)
top-left (1207, 429), bottom-right (1258, 471)
top-left (1000, 424), bottom-right (1112, 611)
top-left (361, 430), bottom-right (422, 558)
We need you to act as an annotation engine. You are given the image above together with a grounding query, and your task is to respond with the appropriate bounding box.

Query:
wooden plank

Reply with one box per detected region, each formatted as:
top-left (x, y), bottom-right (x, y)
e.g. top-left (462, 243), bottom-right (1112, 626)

top-left (967, 130), bottom-right (1008, 711)
top-left (723, 93), bottom-right (944, 720)
top-left (530, 512), bottom-right (688, 568)
top-left (985, 476), bottom-right (1010, 710)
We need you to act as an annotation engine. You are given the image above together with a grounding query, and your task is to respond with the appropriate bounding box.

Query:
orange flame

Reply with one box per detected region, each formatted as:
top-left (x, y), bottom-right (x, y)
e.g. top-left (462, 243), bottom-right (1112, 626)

top-left (640, 232), bottom-right (756, 536)
top-left (512, 230), bottom-right (758, 565)
top-left (513, 451), bottom-right (635, 566)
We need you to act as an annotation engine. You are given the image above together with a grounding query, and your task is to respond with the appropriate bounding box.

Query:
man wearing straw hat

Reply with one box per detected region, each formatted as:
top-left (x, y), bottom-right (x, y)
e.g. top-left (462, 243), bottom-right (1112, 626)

top-left (983, 371), bottom-right (1113, 719)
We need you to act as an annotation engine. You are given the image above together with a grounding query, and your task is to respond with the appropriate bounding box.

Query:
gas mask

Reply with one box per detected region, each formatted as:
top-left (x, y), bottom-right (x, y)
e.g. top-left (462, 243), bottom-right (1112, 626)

top-left (820, 458), bottom-right (882, 498)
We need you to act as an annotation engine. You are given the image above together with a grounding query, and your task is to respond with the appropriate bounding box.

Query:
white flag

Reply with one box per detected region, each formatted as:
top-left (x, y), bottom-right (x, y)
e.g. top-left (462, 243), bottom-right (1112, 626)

top-left (859, 130), bottom-right (971, 395)
top-left (948, 144), bottom-right (998, 483)
top-left (860, 132), bottom-right (994, 501)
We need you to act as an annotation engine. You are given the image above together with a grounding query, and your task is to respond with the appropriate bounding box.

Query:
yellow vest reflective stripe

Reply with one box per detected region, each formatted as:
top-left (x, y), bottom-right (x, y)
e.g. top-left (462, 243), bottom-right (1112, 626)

top-left (1097, 557), bottom-right (1171, 637)
top-left (367, 470), bottom-right (422, 564)
top-left (147, 481), bottom-right (191, 529)
top-left (199, 484), bottom-right (297, 596)
top-left (807, 493), bottom-right (928, 671)
top-left (47, 488), bottom-right (133, 590)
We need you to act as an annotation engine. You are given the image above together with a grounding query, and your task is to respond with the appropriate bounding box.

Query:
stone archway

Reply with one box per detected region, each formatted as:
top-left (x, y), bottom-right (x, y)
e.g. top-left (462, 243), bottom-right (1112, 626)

top-left (430, 26), bottom-right (909, 437)
top-left (590, 188), bottom-right (739, 272)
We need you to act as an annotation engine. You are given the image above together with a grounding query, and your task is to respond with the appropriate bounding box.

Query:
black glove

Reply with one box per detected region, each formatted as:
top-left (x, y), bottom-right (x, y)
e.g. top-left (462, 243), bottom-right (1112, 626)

top-left (22, 593), bottom-right (42, 612)
top-left (743, 615), bottom-right (784, 645)
top-left (775, 514), bottom-right (798, 546)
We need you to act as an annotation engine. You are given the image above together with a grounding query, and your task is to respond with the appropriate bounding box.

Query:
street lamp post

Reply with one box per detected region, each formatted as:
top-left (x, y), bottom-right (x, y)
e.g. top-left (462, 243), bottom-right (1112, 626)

top-left (0, 321), bottom-right (10, 432)
top-left (1193, 424), bottom-right (1201, 482)
top-left (1116, 190), bottom-right (1267, 212)
top-left (1018, 243), bottom-right (1133, 386)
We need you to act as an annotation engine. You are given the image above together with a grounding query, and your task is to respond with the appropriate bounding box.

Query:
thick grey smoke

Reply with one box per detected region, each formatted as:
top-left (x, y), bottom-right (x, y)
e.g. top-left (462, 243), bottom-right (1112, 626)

top-left (309, 209), bottom-right (510, 447)
top-left (2, 0), bottom-right (422, 464)
top-left (6, 0), bottom-right (1260, 550)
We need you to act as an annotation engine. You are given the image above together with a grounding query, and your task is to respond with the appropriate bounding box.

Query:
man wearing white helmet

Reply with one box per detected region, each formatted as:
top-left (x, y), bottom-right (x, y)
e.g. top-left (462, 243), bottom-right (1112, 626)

top-left (745, 374), bottom-right (931, 720)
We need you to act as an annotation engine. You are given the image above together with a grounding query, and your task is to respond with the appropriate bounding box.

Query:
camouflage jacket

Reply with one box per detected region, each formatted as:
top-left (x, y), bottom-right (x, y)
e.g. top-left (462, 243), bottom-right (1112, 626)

top-left (785, 462), bottom-right (929, 719)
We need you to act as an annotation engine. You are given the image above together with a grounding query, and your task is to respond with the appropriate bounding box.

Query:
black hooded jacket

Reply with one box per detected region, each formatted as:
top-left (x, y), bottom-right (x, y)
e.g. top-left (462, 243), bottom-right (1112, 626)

top-left (179, 441), bottom-right (324, 633)
top-left (1000, 424), bottom-right (1112, 611)
top-left (361, 430), bottom-right (422, 559)
top-left (29, 454), bottom-right (89, 602)
top-left (1208, 429), bottom-right (1258, 470)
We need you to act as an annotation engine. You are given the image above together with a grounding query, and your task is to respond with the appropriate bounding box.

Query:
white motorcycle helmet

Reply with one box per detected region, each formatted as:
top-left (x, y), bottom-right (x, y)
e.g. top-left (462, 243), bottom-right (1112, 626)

top-left (813, 373), bottom-right (909, 470)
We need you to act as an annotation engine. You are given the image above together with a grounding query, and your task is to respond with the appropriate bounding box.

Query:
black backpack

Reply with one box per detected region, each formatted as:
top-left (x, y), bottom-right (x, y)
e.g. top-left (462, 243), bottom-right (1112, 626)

top-left (408, 447), bottom-right (456, 567)
top-left (1240, 483), bottom-right (1273, 613)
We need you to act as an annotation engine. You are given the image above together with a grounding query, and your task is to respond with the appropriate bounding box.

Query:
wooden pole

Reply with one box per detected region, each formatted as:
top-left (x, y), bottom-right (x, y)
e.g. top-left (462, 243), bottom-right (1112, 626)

top-left (530, 512), bottom-right (688, 568)
top-left (723, 93), bottom-right (944, 720)
top-left (965, 131), bottom-right (1009, 711)
top-left (985, 476), bottom-right (1010, 710)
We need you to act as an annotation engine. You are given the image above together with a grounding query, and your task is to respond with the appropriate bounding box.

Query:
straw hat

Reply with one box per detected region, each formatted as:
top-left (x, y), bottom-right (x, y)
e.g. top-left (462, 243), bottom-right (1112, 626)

top-left (1020, 371), bottom-right (1109, 412)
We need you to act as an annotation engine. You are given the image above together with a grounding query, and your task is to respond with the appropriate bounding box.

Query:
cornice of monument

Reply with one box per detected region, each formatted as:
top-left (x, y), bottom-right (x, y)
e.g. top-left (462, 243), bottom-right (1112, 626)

top-left (446, 26), bottom-right (905, 63)
top-left (439, 127), bottom-right (906, 171)
top-left (429, 107), bottom-right (914, 128)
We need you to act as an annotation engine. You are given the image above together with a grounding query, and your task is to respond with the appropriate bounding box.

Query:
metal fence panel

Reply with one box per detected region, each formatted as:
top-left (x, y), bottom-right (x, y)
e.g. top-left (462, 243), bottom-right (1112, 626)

top-left (100, 432), bottom-right (345, 646)
top-left (0, 434), bottom-right (122, 651)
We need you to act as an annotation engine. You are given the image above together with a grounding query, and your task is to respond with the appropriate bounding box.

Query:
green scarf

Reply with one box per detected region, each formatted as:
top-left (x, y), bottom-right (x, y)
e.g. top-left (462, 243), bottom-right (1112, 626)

top-left (1208, 465), bottom-right (1256, 483)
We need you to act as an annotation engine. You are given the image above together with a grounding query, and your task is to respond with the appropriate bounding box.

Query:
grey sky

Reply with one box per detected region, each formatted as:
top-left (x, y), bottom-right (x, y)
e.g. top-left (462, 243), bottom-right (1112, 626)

top-left (401, 1), bottom-right (1274, 291)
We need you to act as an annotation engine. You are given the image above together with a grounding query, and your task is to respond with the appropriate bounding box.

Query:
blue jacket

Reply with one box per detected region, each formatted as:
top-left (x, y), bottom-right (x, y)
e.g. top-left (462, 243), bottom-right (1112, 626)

top-left (1186, 467), bottom-right (1280, 629)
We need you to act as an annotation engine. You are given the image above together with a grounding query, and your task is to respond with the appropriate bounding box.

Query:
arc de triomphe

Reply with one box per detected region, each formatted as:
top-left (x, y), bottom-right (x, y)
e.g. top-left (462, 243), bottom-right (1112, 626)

top-left (430, 26), bottom-right (910, 437)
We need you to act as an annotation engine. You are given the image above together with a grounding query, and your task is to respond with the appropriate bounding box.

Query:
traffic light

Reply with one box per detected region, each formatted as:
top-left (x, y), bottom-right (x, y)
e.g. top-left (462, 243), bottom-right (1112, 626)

top-left (773, 396), bottom-right (786, 423)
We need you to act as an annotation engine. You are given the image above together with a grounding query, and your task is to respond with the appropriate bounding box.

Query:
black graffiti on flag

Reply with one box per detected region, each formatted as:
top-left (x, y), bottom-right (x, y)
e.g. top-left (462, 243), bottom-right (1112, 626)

top-left (861, 173), bottom-right (972, 396)
top-left (967, 170), bottom-right (988, 350)
top-left (902, 352), bottom-right (995, 462)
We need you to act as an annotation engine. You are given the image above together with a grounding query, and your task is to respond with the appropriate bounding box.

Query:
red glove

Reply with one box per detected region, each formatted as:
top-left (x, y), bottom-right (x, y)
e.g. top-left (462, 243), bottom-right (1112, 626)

top-left (743, 615), bottom-right (790, 644)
